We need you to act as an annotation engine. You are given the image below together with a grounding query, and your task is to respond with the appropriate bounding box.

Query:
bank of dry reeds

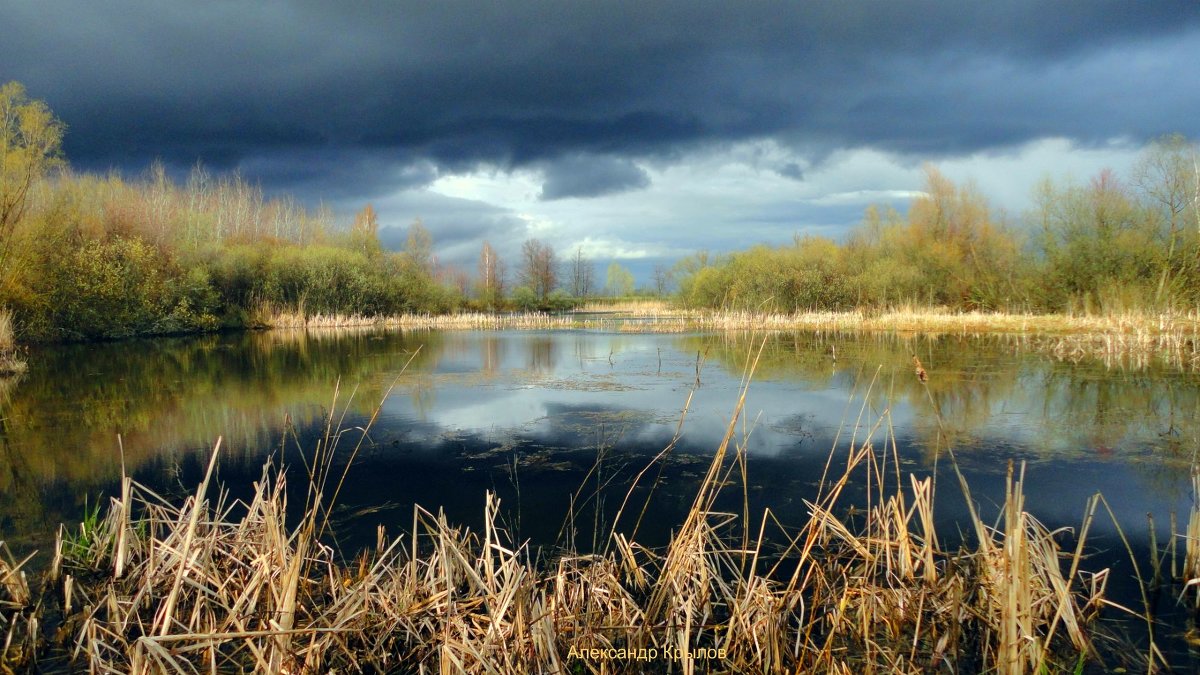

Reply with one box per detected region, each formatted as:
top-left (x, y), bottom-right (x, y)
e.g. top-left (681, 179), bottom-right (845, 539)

top-left (27, 359), bottom-right (1142, 674)
top-left (258, 306), bottom-right (578, 331)
top-left (577, 299), bottom-right (676, 314)
top-left (624, 308), bottom-right (1200, 369)
top-left (656, 307), bottom-right (1200, 336)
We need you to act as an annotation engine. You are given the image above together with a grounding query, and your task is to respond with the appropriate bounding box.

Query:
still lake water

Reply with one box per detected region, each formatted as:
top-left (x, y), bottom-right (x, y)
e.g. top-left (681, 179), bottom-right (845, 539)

top-left (1, 326), bottom-right (1198, 658)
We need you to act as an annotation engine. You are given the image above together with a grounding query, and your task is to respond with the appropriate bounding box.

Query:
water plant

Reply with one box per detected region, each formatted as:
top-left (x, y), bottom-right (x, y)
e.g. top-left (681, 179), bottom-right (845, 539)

top-left (0, 307), bottom-right (26, 376)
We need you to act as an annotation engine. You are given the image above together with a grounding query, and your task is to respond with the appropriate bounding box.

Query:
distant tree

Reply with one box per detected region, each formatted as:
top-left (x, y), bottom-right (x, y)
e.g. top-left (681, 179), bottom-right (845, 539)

top-left (476, 240), bottom-right (505, 309)
top-left (440, 264), bottom-right (471, 298)
top-left (605, 262), bottom-right (635, 297)
top-left (651, 263), bottom-right (674, 296)
top-left (0, 81), bottom-right (65, 271)
top-left (671, 250), bottom-right (713, 303)
top-left (518, 239), bottom-right (556, 300)
top-left (1132, 134), bottom-right (1198, 303)
top-left (350, 204), bottom-right (381, 256)
top-left (405, 218), bottom-right (433, 275)
top-left (905, 165), bottom-right (1014, 308)
top-left (568, 247), bottom-right (595, 298)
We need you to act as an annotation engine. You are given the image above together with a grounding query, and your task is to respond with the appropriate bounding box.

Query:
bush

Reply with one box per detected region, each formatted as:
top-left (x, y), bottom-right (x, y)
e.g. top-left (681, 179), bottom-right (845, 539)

top-left (52, 238), bottom-right (174, 339)
top-left (510, 286), bottom-right (538, 311)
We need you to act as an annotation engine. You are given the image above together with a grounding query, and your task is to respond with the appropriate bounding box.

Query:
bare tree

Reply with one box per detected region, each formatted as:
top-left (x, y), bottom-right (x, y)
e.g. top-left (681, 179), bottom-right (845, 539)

top-left (405, 218), bottom-right (434, 275)
top-left (1133, 134), bottom-right (1198, 302)
top-left (652, 263), bottom-right (674, 296)
top-left (568, 247), bottom-right (595, 298)
top-left (477, 240), bottom-right (505, 309)
top-left (518, 238), bottom-right (557, 301)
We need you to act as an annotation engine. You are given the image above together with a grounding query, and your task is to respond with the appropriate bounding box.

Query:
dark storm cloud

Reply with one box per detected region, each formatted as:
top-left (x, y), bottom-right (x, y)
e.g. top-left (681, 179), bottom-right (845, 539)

top-left (778, 163), bottom-right (805, 181)
top-left (2, 0), bottom-right (1198, 192)
top-left (538, 154), bottom-right (651, 200)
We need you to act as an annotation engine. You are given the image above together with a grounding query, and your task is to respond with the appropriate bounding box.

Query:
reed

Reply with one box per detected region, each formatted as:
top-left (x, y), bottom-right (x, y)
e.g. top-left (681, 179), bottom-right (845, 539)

top-left (259, 307), bottom-right (579, 331)
top-left (577, 299), bottom-right (676, 314)
top-left (626, 308), bottom-right (1200, 367)
top-left (1184, 472), bottom-right (1200, 612)
top-left (36, 375), bottom-right (1119, 674)
top-left (0, 307), bottom-right (27, 376)
top-left (0, 541), bottom-right (36, 671)
top-left (670, 307), bottom-right (1200, 336)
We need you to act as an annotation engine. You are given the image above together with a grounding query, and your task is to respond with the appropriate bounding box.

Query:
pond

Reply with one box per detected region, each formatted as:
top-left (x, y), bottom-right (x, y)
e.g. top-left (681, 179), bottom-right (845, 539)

top-left (1, 327), bottom-right (1197, 664)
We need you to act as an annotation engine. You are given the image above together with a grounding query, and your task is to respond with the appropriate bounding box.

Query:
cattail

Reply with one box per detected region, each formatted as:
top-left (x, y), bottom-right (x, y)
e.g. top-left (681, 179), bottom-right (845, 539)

top-left (912, 355), bottom-right (928, 382)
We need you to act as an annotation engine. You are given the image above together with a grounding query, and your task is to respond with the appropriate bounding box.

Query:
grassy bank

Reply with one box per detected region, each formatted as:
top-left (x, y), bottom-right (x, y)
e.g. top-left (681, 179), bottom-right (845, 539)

top-left (2, 367), bottom-right (1193, 673)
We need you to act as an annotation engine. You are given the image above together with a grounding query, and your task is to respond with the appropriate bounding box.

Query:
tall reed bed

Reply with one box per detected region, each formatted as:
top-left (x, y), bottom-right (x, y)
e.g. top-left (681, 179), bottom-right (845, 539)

top-left (0, 307), bottom-right (27, 376)
top-left (626, 308), bottom-right (1200, 369)
top-left (577, 299), bottom-right (676, 314)
top-left (28, 358), bottom-right (1153, 674)
top-left (662, 307), bottom-right (1200, 336)
top-left (259, 307), bottom-right (579, 331)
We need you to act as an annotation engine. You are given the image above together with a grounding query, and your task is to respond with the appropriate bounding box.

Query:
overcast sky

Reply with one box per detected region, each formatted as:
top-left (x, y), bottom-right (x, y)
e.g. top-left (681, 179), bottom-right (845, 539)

top-left (3, 1), bottom-right (1198, 280)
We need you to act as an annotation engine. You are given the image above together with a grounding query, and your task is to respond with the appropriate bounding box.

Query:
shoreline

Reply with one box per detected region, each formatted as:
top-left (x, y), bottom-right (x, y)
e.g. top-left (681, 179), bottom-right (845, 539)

top-left (6, 307), bottom-right (1198, 373)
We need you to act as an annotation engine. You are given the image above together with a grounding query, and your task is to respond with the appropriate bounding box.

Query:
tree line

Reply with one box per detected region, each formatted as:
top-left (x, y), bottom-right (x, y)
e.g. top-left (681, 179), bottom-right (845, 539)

top-left (0, 83), bottom-right (657, 341)
top-left (675, 136), bottom-right (1200, 314)
top-left (5, 81), bottom-right (1196, 342)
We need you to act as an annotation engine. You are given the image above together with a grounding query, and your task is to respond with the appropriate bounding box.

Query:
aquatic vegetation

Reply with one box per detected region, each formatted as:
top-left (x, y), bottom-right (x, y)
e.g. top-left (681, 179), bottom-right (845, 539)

top-left (628, 308), bottom-right (1200, 369)
top-left (0, 307), bottom-right (26, 376)
top-left (259, 308), bottom-right (578, 331)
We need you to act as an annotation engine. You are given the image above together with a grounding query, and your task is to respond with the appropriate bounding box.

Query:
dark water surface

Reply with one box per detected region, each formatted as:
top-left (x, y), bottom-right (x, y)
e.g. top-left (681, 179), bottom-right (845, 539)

top-left (1, 327), bottom-right (1198, 664)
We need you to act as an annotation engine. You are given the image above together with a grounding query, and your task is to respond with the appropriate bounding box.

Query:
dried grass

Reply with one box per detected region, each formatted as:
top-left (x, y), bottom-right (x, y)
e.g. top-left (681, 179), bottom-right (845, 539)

top-left (0, 307), bottom-right (27, 376)
top-left (630, 308), bottom-right (1200, 368)
top-left (259, 306), bottom-right (577, 331)
top-left (1183, 473), bottom-right (1200, 612)
top-left (0, 541), bottom-right (37, 671)
top-left (577, 299), bottom-right (676, 314)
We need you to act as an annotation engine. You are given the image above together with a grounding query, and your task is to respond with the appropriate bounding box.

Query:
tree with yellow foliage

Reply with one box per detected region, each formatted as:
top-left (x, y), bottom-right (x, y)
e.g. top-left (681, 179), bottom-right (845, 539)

top-left (1, 81), bottom-right (65, 273)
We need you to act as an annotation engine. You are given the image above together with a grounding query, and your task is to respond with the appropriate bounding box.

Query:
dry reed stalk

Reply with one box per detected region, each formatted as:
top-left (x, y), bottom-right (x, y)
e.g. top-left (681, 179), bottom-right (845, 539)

top-left (1183, 472), bottom-right (1200, 610)
top-left (0, 309), bottom-right (15, 351)
top-left (0, 542), bottom-right (38, 671)
top-left (0, 307), bottom-right (27, 377)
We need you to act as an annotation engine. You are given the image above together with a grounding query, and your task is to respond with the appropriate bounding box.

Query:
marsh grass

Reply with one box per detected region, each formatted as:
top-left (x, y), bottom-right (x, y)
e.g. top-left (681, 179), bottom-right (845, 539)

top-left (578, 299), bottom-right (674, 313)
top-left (1184, 473), bottom-right (1200, 613)
top-left (0, 541), bottom-right (36, 670)
top-left (658, 307), bottom-right (1200, 335)
top-left (626, 308), bottom-right (1200, 369)
top-left (30, 355), bottom-right (1140, 674)
top-left (0, 307), bottom-right (27, 376)
top-left (259, 305), bottom-right (578, 331)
